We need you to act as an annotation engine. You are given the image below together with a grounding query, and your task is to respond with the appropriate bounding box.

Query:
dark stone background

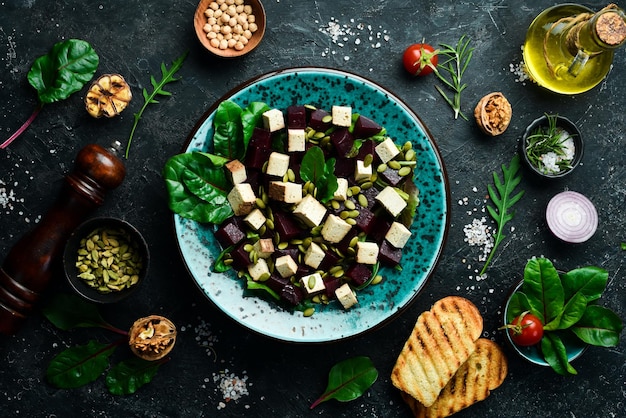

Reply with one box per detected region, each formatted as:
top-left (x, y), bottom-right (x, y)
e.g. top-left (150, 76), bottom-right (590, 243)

top-left (1, 1), bottom-right (624, 417)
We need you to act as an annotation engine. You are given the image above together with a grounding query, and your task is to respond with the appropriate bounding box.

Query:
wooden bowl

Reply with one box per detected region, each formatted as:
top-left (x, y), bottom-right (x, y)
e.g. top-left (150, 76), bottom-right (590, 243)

top-left (194, 0), bottom-right (266, 58)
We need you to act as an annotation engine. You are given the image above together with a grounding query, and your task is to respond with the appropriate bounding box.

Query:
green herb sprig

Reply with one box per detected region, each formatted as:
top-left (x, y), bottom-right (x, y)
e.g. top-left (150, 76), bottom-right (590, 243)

top-left (433, 35), bottom-right (474, 121)
top-left (525, 114), bottom-right (575, 174)
top-left (125, 51), bottom-right (188, 158)
top-left (310, 356), bottom-right (378, 409)
top-left (480, 154), bottom-right (524, 275)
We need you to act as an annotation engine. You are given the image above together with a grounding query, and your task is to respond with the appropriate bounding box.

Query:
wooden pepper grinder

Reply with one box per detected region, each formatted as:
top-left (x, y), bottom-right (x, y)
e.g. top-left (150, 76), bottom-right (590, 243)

top-left (0, 141), bottom-right (126, 335)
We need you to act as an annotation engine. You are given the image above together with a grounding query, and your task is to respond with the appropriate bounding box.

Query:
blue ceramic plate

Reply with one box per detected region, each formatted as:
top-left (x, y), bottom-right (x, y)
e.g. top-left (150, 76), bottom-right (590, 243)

top-left (173, 67), bottom-right (449, 343)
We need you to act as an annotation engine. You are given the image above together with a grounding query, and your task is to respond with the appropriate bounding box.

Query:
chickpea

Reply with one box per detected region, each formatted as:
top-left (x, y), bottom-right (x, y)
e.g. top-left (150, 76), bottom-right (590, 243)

top-left (248, 14), bottom-right (255, 23)
top-left (210, 38), bottom-right (220, 48)
top-left (203, 23), bottom-right (211, 33)
top-left (209, 2), bottom-right (219, 11)
top-left (204, 9), bottom-right (214, 18)
top-left (249, 22), bottom-right (258, 33)
top-left (235, 41), bottom-right (245, 51)
top-left (243, 5), bottom-right (252, 14)
top-left (219, 39), bottom-right (228, 50)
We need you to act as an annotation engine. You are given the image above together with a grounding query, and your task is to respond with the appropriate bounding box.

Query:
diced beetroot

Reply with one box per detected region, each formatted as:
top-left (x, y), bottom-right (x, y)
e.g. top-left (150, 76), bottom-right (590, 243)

top-left (274, 246), bottom-right (299, 261)
top-left (369, 216), bottom-right (392, 242)
top-left (280, 283), bottom-right (304, 306)
top-left (287, 105), bottom-right (307, 129)
top-left (214, 217), bottom-right (246, 248)
top-left (296, 264), bottom-right (314, 278)
top-left (323, 276), bottom-right (342, 298)
top-left (360, 186), bottom-right (380, 210)
top-left (266, 273), bottom-right (289, 293)
top-left (379, 240), bottom-right (402, 266)
top-left (229, 243), bottom-right (251, 270)
top-left (334, 157), bottom-right (355, 178)
top-left (245, 128), bottom-right (272, 169)
top-left (356, 139), bottom-right (378, 161)
top-left (354, 207), bottom-right (376, 233)
top-left (353, 115), bottom-right (382, 139)
top-left (308, 109), bottom-right (332, 131)
top-left (288, 161), bottom-right (303, 183)
top-left (273, 210), bottom-right (303, 240)
top-left (330, 128), bottom-right (354, 157)
top-left (378, 167), bottom-right (403, 187)
top-left (245, 169), bottom-right (262, 194)
top-left (319, 250), bottom-right (340, 271)
top-left (345, 263), bottom-right (372, 286)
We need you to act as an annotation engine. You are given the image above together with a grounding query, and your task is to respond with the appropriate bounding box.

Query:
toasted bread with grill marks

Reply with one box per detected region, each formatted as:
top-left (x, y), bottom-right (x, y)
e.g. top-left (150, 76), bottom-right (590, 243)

top-left (391, 296), bottom-right (483, 407)
top-left (401, 338), bottom-right (508, 418)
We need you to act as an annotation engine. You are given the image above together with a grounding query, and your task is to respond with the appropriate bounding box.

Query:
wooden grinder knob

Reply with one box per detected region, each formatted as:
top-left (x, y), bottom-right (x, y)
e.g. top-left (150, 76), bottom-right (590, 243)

top-left (0, 142), bottom-right (125, 335)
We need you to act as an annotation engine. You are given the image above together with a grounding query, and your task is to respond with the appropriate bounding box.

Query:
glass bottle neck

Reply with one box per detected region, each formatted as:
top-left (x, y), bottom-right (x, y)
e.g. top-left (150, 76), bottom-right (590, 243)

top-left (566, 6), bottom-right (626, 56)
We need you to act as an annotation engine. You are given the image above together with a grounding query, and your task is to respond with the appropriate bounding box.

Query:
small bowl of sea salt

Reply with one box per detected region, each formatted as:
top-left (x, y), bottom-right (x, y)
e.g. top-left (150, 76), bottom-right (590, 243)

top-left (519, 114), bottom-right (583, 180)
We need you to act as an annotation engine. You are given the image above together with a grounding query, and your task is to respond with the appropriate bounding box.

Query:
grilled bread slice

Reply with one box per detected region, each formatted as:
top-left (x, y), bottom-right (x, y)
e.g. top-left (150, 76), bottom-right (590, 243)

top-left (401, 338), bottom-right (508, 418)
top-left (391, 296), bottom-right (483, 407)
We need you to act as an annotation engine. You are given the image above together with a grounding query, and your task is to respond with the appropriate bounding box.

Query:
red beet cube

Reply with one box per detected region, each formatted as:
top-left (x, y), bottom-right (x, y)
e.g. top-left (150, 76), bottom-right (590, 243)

top-left (330, 128), bottom-right (354, 157)
top-left (353, 115), bottom-right (382, 139)
top-left (334, 157), bottom-right (355, 178)
top-left (281, 283), bottom-right (304, 306)
top-left (287, 105), bottom-right (307, 129)
top-left (266, 273), bottom-right (290, 293)
top-left (379, 240), bottom-right (402, 266)
top-left (356, 139), bottom-right (378, 161)
top-left (308, 109), bottom-right (332, 131)
top-left (323, 276), bottom-right (342, 298)
top-left (214, 217), bottom-right (246, 248)
top-left (378, 167), bottom-right (403, 187)
top-left (245, 128), bottom-right (272, 169)
top-left (345, 263), bottom-right (372, 286)
top-left (273, 210), bottom-right (303, 240)
top-left (354, 207), bottom-right (376, 233)
top-left (229, 243), bottom-right (252, 270)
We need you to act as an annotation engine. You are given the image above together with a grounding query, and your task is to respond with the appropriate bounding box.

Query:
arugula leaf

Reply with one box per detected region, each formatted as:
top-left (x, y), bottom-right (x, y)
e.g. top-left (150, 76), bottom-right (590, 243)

top-left (106, 357), bottom-right (162, 395)
top-left (300, 146), bottom-right (339, 203)
top-left (125, 51), bottom-right (188, 158)
top-left (310, 356), bottom-right (378, 409)
top-left (480, 154), bottom-right (524, 275)
top-left (47, 340), bottom-right (116, 388)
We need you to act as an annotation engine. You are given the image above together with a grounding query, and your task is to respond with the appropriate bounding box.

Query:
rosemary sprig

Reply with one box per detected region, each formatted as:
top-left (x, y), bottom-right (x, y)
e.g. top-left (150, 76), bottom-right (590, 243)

top-left (525, 114), bottom-right (575, 173)
top-left (125, 51), bottom-right (188, 158)
top-left (433, 35), bottom-right (474, 121)
top-left (480, 154), bottom-right (524, 276)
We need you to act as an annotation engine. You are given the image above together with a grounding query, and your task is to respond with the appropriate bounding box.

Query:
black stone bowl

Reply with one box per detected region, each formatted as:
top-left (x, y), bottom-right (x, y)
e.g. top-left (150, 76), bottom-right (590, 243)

top-left (519, 115), bottom-right (583, 180)
top-left (63, 217), bottom-right (150, 304)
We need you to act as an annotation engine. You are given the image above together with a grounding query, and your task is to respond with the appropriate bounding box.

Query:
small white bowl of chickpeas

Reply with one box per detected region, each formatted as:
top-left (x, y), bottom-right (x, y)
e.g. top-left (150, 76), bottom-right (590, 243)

top-left (194, 0), bottom-right (266, 58)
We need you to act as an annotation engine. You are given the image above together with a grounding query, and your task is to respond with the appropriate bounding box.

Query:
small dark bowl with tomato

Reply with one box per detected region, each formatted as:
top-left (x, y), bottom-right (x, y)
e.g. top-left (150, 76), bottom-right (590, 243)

top-left (502, 278), bottom-right (588, 367)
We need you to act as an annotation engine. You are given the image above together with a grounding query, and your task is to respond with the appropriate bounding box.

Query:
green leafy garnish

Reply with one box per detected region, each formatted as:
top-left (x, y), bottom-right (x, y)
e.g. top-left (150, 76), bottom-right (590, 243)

top-left (125, 51), bottom-right (188, 158)
top-left (433, 35), bottom-right (474, 121)
top-left (480, 154), bottom-right (524, 275)
top-left (300, 146), bottom-right (339, 203)
top-left (106, 357), bottom-right (161, 395)
top-left (507, 258), bottom-right (623, 375)
top-left (1, 39), bottom-right (99, 149)
top-left (310, 356), bottom-right (378, 409)
top-left (46, 340), bottom-right (117, 389)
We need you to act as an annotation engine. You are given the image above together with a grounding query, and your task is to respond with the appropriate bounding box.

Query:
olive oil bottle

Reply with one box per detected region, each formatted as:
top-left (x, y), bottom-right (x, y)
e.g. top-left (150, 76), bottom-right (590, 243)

top-left (523, 4), bottom-right (626, 94)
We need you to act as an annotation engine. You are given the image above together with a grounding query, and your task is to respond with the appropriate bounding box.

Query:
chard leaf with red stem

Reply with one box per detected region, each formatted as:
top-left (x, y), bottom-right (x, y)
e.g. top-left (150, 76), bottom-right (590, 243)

top-left (106, 357), bottom-right (164, 395)
top-left (42, 293), bottom-right (127, 335)
top-left (46, 340), bottom-right (117, 389)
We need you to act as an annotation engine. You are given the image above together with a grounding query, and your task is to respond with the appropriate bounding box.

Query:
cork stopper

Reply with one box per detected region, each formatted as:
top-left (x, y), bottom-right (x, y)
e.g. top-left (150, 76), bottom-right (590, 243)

top-left (595, 10), bottom-right (626, 46)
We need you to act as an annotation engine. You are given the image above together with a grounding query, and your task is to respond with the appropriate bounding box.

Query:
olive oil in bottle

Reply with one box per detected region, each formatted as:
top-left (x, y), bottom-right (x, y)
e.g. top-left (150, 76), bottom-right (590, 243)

top-left (523, 4), bottom-right (626, 95)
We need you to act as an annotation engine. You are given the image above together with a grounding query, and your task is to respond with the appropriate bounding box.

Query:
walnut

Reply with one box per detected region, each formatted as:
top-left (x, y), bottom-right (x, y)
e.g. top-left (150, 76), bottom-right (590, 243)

top-left (85, 74), bottom-right (132, 118)
top-left (128, 315), bottom-right (177, 361)
top-left (474, 92), bottom-right (512, 136)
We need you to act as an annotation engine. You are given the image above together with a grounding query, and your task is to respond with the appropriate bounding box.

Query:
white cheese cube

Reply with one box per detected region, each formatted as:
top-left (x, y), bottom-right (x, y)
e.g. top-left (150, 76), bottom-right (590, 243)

top-left (227, 183), bottom-right (256, 216)
top-left (247, 258), bottom-right (269, 281)
top-left (332, 105), bottom-right (352, 127)
top-left (335, 283), bottom-right (358, 309)
top-left (262, 108), bottom-right (285, 132)
top-left (321, 214), bottom-right (352, 243)
top-left (333, 178), bottom-right (348, 201)
top-left (304, 242), bottom-right (325, 269)
top-left (385, 222), bottom-right (412, 249)
top-left (225, 159), bottom-right (246, 185)
top-left (300, 272), bottom-right (325, 296)
top-left (287, 129), bottom-right (306, 152)
top-left (375, 137), bottom-right (400, 163)
top-left (355, 241), bottom-right (379, 264)
top-left (253, 238), bottom-right (274, 259)
top-left (375, 186), bottom-right (407, 217)
top-left (266, 152), bottom-right (290, 177)
top-left (293, 194), bottom-right (327, 227)
top-left (275, 254), bottom-right (298, 278)
top-left (268, 181), bottom-right (302, 203)
top-left (354, 160), bottom-right (372, 182)
top-left (244, 208), bottom-right (266, 231)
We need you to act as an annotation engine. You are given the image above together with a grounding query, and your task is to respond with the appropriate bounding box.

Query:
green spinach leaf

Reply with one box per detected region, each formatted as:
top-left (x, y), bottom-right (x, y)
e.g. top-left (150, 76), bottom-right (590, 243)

top-left (241, 101), bottom-right (270, 147)
top-left (571, 305), bottom-right (623, 347)
top-left (523, 257), bottom-right (563, 325)
top-left (213, 101), bottom-right (244, 160)
top-left (47, 340), bottom-right (116, 388)
top-left (561, 266), bottom-right (608, 302)
top-left (541, 333), bottom-right (577, 376)
top-left (300, 146), bottom-right (339, 203)
top-left (310, 356), bottom-right (378, 409)
top-left (106, 357), bottom-right (162, 395)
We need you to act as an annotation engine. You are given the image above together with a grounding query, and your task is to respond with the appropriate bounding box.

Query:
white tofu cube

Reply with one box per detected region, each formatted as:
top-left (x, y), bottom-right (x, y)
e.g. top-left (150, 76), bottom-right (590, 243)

top-left (253, 238), bottom-right (274, 259)
top-left (262, 108), bottom-right (285, 132)
top-left (247, 258), bottom-right (269, 281)
top-left (375, 137), bottom-right (400, 163)
top-left (287, 129), bottom-right (306, 152)
top-left (244, 208), bottom-right (266, 231)
top-left (375, 186), bottom-right (407, 217)
top-left (385, 222), bottom-right (412, 248)
top-left (275, 254), bottom-right (298, 278)
top-left (293, 195), bottom-right (327, 227)
top-left (333, 178), bottom-right (348, 201)
top-left (355, 241), bottom-right (379, 264)
top-left (266, 152), bottom-right (290, 177)
top-left (225, 159), bottom-right (246, 185)
top-left (300, 272), bottom-right (325, 296)
top-left (268, 181), bottom-right (302, 203)
top-left (304, 242), bottom-right (325, 269)
top-left (335, 283), bottom-right (358, 309)
top-left (332, 105), bottom-right (352, 127)
top-left (354, 160), bottom-right (372, 182)
top-left (321, 214), bottom-right (352, 243)
top-left (227, 183), bottom-right (256, 216)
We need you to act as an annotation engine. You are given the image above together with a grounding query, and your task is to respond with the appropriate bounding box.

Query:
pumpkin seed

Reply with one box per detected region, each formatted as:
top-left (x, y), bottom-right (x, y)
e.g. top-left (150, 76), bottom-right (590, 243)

top-left (377, 163), bottom-right (388, 173)
top-left (303, 307), bottom-right (315, 317)
top-left (388, 160), bottom-right (401, 170)
top-left (358, 194), bottom-right (368, 208)
top-left (363, 153), bottom-right (373, 167)
top-left (404, 149), bottom-right (416, 161)
top-left (398, 166), bottom-right (412, 177)
top-left (344, 200), bottom-right (356, 210)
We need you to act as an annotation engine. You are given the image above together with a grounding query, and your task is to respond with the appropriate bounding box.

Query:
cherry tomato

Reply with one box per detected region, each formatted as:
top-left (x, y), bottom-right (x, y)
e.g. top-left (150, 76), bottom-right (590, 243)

top-left (402, 43), bottom-right (439, 76)
top-left (507, 312), bottom-right (544, 346)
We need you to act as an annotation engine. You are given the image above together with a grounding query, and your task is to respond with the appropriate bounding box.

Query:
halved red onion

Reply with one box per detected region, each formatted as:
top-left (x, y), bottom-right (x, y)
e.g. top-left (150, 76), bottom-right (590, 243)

top-left (546, 191), bottom-right (598, 243)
